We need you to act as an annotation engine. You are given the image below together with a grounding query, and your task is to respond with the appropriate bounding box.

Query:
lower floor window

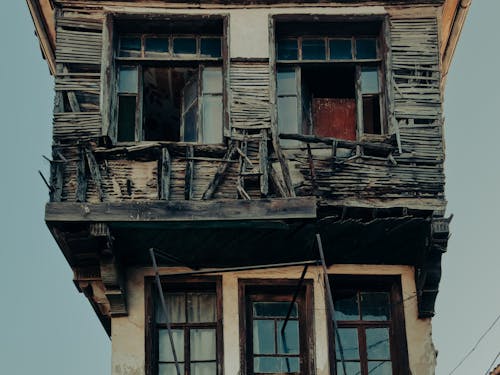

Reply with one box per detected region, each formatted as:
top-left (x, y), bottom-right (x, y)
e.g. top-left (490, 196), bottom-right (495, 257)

top-left (147, 278), bottom-right (222, 375)
top-left (240, 280), bottom-right (314, 375)
top-left (330, 276), bottom-right (409, 375)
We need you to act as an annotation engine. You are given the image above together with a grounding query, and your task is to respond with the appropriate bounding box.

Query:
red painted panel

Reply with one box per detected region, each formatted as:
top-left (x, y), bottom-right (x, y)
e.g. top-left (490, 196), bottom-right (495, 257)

top-left (312, 98), bottom-right (356, 141)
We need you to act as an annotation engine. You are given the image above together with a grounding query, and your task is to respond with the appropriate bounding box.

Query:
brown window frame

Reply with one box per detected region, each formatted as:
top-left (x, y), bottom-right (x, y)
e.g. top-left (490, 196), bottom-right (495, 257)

top-left (145, 276), bottom-right (224, 375)
top-left (272, 17), bottom-right (388, 146)
top-left (238, 279), bottom-right (315, 375)
top-left (328, 275), bottom-right (410, 375)
top-left (106, 15), bottom-right (229, 146)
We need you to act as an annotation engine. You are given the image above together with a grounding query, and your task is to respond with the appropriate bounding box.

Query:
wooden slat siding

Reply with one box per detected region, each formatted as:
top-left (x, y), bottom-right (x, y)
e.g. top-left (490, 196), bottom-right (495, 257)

top-left (230, 63), bottom-right (271, 130)
top-left (53, 112), bottom-right (102, 143)
top-left (99, 160), bottom-right (159, 202)
top-left (56, 28), bottom-right (103, 65)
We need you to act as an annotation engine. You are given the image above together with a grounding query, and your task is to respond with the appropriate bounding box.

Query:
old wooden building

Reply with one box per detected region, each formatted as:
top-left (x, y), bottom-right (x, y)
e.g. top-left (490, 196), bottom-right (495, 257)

top-left (27, 0), bottom-right (469, 374)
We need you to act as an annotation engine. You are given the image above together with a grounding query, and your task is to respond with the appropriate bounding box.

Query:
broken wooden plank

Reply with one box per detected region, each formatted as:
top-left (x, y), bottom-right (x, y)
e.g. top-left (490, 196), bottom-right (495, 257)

top-left (184, 146), bottom-right (194, 200)
top-left (160, 147), bottom-right (171, 200)
top-left (85, 146), bottom-right (104, 201)
top-left (202, 144), bottom-right (237, 200)
top-left (76, 146), bottom-right (87, 202)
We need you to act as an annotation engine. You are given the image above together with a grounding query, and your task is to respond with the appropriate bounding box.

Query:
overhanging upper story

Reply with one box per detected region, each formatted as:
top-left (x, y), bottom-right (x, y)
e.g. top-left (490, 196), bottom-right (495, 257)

top-left (27, 0), bottom-right (466, 323)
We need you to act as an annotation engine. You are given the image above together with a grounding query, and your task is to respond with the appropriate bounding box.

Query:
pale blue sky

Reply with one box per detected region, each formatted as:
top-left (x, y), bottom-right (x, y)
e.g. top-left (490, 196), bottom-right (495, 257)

top-left (0, 2), bottom-right (498, 375)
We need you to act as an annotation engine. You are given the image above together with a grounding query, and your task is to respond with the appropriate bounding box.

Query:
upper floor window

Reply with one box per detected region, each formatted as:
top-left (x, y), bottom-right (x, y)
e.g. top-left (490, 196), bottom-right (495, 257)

top-left (275, 21), bottom-right (385, 146)
top-left (114, 19), bottom-right (225, 144)
top-left (330, 276), bottom-right (409, 375)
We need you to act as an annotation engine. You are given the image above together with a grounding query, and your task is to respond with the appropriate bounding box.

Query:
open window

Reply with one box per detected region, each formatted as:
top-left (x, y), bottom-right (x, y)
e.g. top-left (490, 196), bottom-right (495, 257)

top-left (329, 276), bottom-right (409, 375)
top-left (275, 20), bottom-right (385, 146)
top-left (114, 18), bottom-right (225, 144)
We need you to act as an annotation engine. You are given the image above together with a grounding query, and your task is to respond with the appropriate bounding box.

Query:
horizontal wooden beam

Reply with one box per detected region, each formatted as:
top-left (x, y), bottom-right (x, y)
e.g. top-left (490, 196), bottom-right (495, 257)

top-left (46, 198), bottom-right (317, 223)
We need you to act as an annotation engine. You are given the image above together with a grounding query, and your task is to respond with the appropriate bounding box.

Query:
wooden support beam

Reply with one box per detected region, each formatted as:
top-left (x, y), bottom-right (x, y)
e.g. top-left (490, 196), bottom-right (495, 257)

top-left (184, 146), bottom-right (194, 200)
top-left (160, 147), bottom-right (171, 200)
top-left (84, 146), bottom-right (104, 201)
top-left (46, 197), bottom-right (317, 223)
top-left (202, 144), bottom-right (237, 200)
top-left (50, 148), bottom-right (64, 202)
top-left (76, 146), bottom-right (87, 202)
top-left (259, 130), bottom-right (269, 197)
top-left (62, 66), bottom-right (81, 112)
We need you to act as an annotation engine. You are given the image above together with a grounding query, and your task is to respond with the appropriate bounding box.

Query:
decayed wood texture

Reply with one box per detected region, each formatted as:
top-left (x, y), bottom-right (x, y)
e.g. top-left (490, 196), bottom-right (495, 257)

top-left (289, 18), bottom-right (444, 201)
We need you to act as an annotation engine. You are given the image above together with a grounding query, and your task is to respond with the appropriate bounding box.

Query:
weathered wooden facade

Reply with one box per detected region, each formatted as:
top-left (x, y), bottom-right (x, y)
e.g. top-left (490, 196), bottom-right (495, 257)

top-left (28, 0), bottom-right (469, 374)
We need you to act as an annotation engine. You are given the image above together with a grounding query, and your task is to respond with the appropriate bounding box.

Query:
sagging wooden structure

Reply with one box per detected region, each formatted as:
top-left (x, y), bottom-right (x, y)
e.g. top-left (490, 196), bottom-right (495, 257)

top-left (27, 0), bottom-right (469, 374)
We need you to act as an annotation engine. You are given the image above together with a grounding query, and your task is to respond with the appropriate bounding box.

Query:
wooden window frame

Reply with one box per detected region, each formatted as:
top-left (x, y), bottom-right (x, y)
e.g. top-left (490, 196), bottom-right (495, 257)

top-left (102, 14), bottom-right (229, 145)
top-left (238, 279), bottom-right (315, 375)
top-left (327, 275), bottom-right (410, 375)
top-left (145, 276), bottom-right (224, 375)
top-left (271, 17), bottom-right (389, 144)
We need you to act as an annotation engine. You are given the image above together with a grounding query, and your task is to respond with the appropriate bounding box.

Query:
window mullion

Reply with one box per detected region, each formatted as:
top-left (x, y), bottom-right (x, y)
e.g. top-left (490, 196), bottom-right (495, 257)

top-left (135, 65), bottom-right (143, 142)
top-left (198, 65), bottom-right (204, 143)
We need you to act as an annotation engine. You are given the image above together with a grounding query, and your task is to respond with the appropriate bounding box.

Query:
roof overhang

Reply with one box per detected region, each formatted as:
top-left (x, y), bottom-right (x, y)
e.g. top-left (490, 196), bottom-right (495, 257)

top-left (26, 0), bottom-right (56, 75)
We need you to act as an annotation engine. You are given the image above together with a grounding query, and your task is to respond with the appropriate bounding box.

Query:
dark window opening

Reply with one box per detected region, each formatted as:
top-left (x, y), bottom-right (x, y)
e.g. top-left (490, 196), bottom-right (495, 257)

top-left (275, 20), bottom-right (385, 144)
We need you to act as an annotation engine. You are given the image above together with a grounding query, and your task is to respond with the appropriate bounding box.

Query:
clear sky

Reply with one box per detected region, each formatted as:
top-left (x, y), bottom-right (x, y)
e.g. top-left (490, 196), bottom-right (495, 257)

top-left (0, 2), bottom-right (498, 375)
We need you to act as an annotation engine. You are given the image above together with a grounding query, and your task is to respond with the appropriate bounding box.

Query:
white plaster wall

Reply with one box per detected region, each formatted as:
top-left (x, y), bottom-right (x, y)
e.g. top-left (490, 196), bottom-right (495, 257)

top-left (111, 264), bottom-right (436, 375)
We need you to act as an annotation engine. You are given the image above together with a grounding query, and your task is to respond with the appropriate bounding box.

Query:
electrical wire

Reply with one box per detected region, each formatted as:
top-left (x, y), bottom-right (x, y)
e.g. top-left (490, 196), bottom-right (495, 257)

top-left (484, 351), bottom-right (500, 375)
top-left (448, 312), bottom-right (500, 374)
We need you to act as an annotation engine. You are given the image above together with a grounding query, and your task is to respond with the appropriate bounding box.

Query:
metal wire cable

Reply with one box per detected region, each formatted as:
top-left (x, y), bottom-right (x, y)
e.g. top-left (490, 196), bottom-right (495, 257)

top-left (448, 312), bottom-right (500, 374)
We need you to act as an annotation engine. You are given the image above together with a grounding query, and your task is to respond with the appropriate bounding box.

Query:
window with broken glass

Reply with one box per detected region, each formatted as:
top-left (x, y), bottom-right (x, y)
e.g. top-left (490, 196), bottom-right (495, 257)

top-left (330, 277), bottom-right (409, 375)
top-left (116, 33), bottom-right (224, 144)
top-left (275, 21), bottom-right (385, 147)
top-left (148, 280), bottom-right (222, 375)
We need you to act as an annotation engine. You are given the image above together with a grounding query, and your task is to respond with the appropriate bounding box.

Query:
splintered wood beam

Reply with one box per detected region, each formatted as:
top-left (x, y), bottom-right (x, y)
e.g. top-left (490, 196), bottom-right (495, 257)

top-left (62, 65), bottom-right (81, 112)
top-left (160, 147), bottom-right (171, 200)
top-left (50, 150), bottom-right (64, 203)
top-left (45, 197), bottom-right (317, 222)
top-left (76, 146), bottom-right (87, 202)
top-left (184, 146), bottom-right (194, 200)
top-left (271, 137), bottom-right (295, 197)
top-left (84, 146), bottom-right (104, 201)
top-left (279, 133), bottom-right (397, 152)
top-left (306, 143), bottom-right (318, 195)
top-left (270, 165), bottom-right (287, 198)
top-left (202, 144), bottom-right (237, 200)
top-left (259, 130), bottom-right (269, 196)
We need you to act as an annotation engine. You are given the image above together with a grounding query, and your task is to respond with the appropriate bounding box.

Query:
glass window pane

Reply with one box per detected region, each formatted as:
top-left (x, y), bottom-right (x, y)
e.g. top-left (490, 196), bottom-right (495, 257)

top-left (191, 362), bottom-right (217, 375)
top-left (202, 68), bottom-right (223, 94)
top-left (330, 39), bottom-right (352, 60)
top-left (277, 39), bottom-right (298, 60)
top-left (159, 363), bottom-right (184, 375)
top-left (119, 36), bottom-right (141, 57)
top-left (253, 302), bottom-right (297, 318)
top-left (336, 328), bottom-right (359, 360)
top-left (190, 329), bottom-right (216, 361)
top-left (202, 95), bottom-right (223, 144)
top-left (145, 37), bottom-right (169, 55)
top-left (159, 329), bottom-right (184, 362)
top-left (173, 38), bottom-right (197, 54)
top-left (277, 69), bottom-right (297, 96)
top-left (356, 38), bottom-right (377, 59)
top-left (334, 291), bottom-right (359, 321)
top-left (361, 292), bottom-right (390, 321)
top-left (117, 96), bottom-right (136, 142)
top-left (366, 328), bottom-right (391, 360)
top-left (200, 38), bottom-right (221, 58)
top-left (156, 293), bottom-right (186, 323)
top-left (336, 361), bottom-right (361, 375)
top-left (361, 67), bottom-right (379, 94)
top-left (302, 39), bottom-right (326, 60)
top-left (118, 67), bottom-right (138, 93)
top-left (188, 293), bottom-right (216, 322)
top-left (277, 320), bottom-right (300, 354)
top-left (254, 357), bottom-right (299, 373)
top-left (368, 361), bottom-right (392, 375)
top-left (254, 357), bottom-right (281, 373)
top-left (183, 104), bottom-right (198, 142)
top-left (278, 96), bottom-right (299, 140)
top-left (253, 320), bottom-right (275, 354)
